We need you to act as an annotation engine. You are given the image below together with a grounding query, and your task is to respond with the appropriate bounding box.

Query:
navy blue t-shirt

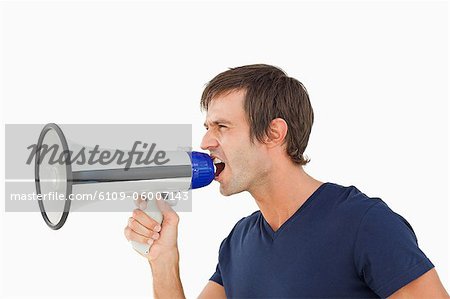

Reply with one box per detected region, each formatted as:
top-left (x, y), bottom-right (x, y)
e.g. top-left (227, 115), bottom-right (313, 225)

top-left (210, 182), bottom-right (434, 298)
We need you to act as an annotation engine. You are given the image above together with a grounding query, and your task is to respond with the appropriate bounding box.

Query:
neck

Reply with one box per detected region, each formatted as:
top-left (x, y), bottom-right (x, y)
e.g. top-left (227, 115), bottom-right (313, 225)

top-left (249, 160), bottom-right (324, 232)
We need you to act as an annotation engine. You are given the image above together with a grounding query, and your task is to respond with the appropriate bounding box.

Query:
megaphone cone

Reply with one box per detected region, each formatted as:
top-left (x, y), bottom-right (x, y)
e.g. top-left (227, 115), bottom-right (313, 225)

top-left (34, 123), bottom-right (214, 256)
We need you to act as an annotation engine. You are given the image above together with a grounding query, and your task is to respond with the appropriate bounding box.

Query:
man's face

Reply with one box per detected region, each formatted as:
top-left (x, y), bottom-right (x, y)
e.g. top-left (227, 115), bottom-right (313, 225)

top-left (201, 89), bottom-right (269, 196)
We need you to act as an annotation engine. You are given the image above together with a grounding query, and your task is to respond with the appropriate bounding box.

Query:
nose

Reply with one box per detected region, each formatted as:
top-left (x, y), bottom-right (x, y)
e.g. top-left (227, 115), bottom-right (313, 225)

top-left (200, 129), bottom-right (219, 151)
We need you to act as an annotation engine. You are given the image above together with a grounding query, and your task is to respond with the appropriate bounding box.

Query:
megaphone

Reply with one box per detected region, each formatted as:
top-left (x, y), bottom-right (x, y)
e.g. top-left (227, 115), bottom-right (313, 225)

top-left (34, 123), bottom-right (215, 256)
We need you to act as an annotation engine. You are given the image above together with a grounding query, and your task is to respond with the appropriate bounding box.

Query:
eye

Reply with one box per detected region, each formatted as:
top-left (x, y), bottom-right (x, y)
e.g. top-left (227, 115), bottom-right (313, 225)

top-left (218, 124), bottom-right (227, 129)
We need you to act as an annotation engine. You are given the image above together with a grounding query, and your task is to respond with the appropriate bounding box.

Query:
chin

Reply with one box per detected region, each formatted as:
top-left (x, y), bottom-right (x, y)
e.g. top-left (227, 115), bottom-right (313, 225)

top-left (219, 187), bottom-right (232, 196)
top-left (219, 184), bottom-right (245, 197)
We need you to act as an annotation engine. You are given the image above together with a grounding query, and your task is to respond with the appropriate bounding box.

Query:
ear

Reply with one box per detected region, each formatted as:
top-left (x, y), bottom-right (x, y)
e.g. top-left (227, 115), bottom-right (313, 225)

top-left (264, 118), bottom-right (288, 147)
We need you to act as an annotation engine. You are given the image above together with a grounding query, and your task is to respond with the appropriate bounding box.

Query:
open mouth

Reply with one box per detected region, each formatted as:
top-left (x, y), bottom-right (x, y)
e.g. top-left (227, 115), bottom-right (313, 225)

top-left (213, 158), bottom-right (226, 178)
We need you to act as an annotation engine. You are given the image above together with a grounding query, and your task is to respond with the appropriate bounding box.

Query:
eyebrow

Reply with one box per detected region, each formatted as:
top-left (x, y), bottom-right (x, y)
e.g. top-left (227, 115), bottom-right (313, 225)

top-left (203, 119), bottom-right (233, 128)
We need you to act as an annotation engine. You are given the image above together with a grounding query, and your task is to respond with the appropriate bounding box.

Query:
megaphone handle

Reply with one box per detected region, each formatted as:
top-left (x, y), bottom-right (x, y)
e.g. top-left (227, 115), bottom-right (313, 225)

top-left (131, 202), bottom-right (163, 257)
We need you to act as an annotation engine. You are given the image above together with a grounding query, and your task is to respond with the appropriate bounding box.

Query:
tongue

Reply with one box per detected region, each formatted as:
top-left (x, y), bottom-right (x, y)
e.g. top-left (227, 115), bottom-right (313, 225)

top-left (215, 162), bottom-right (225, 176)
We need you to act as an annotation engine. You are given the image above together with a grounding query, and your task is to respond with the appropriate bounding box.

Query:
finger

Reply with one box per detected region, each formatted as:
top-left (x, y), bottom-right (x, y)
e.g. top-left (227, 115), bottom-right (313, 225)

top-left (124, 226), bottom-right (155, 245)
top-left (134, 195), bottom-right (148, 210)
top-left (155, 198), bottom-right (179, 226)
top-left (128, 217), bottom-right (153, 238)
top-left (132, 209), bottom-right (161, 232)
top-left (128, 217), bottom-right (160, 240)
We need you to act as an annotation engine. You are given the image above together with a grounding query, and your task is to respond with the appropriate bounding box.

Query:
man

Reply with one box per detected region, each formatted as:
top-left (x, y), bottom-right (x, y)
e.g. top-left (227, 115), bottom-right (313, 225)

top-left (124, 64), bottom-right (449, 298)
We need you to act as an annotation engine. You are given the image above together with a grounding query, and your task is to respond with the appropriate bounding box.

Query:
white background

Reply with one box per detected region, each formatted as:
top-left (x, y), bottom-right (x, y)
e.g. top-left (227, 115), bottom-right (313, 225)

top-left (0, 1), bottom-right (448, 298)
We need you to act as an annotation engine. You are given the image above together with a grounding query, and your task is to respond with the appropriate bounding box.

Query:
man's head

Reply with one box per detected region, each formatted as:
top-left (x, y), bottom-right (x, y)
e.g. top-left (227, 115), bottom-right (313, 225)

top-left (200, 64), bottom-right (314, 196)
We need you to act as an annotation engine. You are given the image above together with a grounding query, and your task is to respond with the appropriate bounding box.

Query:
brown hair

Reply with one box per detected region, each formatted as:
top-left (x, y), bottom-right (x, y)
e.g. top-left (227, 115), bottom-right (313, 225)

top-left (200, 64), bottom-right (313, 165)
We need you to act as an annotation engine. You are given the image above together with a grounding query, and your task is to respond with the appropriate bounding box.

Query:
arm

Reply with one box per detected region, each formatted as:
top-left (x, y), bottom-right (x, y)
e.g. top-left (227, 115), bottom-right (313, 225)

top-left (124, 199), bottom-right (226, 299)
top-left (388, 268), bottom-right (449, 299)
top-left (124, 199), bottom-right (186, 299)
top-left (149, 247), bottom-right (185, 299)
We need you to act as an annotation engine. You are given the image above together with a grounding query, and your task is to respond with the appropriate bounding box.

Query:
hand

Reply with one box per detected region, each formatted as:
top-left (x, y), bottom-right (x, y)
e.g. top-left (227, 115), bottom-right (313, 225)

top-left (124, 197), bottom-right (180, 262)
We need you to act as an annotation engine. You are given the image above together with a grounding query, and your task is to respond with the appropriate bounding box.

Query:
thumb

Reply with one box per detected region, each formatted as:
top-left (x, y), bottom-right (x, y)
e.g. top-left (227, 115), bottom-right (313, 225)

top-left (152, 197), bottom-right (180, 250)
top-left (155, 197), bottom-right (179, 226)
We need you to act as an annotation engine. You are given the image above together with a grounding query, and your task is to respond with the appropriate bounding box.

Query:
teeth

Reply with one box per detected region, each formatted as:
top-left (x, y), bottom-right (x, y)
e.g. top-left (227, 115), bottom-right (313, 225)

top-left (213, 158), bottom-right (223, 164)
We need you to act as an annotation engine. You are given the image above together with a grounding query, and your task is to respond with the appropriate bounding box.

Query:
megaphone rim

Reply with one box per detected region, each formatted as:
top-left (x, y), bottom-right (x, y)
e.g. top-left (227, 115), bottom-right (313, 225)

top-left (35, 123), bottom-right (73, 230)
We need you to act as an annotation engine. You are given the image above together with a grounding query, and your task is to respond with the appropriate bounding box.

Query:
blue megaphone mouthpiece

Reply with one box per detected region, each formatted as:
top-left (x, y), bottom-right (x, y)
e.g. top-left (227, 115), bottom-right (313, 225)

top-left (190, 151), bottom-right (215, 189)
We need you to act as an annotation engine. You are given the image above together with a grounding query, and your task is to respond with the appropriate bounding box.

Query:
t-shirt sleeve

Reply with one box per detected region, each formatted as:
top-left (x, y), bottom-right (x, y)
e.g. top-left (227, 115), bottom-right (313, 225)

top-left (209, 237), bottom-right (227, 286)
top-left (353, 201), bottom-right (434, 298)
top-left (209, 262), bottom-right (223, 286)
top-left (208, 216), bottom-right (247, 287)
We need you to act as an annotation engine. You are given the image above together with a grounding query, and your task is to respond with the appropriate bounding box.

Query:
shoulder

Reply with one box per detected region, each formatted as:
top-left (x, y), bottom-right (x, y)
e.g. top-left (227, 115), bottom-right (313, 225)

top-left (229, 210), bottom-right (261, 237)
top-left (323, 182), bottom-right (387, 222)
top-left (236, 210), bottom-right (261, 229)
top-left (217, 210), bottom-right (261, 251)
top-left (330, 183), bottom-right (411, 227)
top-left (317, 182), bottom-right (420, 248)
top-left (311, 182), bottom-right (415, 242)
